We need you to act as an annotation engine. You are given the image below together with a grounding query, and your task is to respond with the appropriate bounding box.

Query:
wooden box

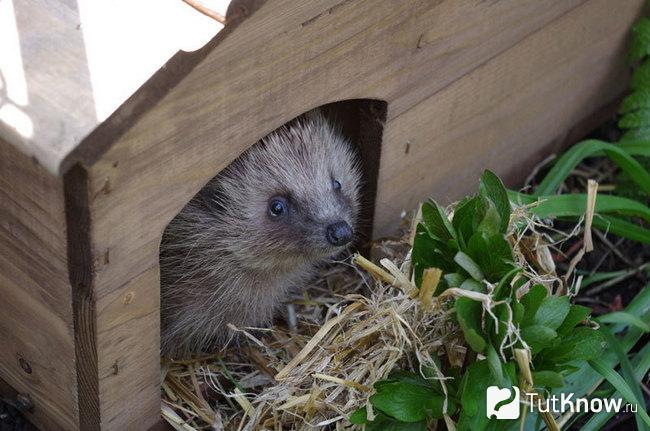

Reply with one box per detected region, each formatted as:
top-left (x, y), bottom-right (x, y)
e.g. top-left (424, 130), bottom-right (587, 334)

top-left (0, 0), bottom-right (643, 429)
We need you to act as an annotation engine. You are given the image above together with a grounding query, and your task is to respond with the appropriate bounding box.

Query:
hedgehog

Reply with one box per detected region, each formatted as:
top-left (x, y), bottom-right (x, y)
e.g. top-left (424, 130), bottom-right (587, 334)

top-left (159, 111), bottom-right (361, 357)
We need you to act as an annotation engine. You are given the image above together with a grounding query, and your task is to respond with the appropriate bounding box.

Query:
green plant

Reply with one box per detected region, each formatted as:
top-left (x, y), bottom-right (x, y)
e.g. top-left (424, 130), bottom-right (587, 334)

top-left (506, 16), bottom-right (650, 245)
top-left (352, 171), bottom-right (650, 430)
top-left (351, 16), bottom-right (650, 430)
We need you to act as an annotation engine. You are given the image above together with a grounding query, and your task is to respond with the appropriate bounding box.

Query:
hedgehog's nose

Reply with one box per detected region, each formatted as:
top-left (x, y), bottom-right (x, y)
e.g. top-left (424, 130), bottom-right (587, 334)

top-left (326, 221), bottom-right (353, 246)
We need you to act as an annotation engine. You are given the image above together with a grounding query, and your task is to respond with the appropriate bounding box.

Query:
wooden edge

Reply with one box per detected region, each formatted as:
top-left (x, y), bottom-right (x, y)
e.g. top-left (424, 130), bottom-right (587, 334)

top-left (63, 164), bottom-right (100, 430)
top-left (556, 96), bottom-right (625, 150)
top-left (59, 0), bottom-right (267, 176)
top-left (355, 100), bottom-right (387, 249)
top-left (502, 96), bottom-right (625, 189)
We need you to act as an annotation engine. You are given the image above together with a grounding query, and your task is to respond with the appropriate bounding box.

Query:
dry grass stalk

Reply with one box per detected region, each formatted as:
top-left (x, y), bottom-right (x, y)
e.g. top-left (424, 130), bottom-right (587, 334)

top-left (561, 179), bottom-right (599, 293)
top-left (161, 201), bottom-right (569, 430)
top-left (420, 268), bottom-right (442, 309)
top-left (514, 349), bottom-right (559, 431)
top-left (584, 179), bottom-right (599, 252)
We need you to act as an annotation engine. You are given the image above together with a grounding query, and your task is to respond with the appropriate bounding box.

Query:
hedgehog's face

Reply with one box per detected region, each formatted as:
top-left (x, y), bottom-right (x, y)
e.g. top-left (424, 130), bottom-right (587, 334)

top-left (257, 156), bottom-right (361, 264)
top-left (231, 114), bottom-right (362, 267)
top-left (262, 173), bottom-right (359, 261)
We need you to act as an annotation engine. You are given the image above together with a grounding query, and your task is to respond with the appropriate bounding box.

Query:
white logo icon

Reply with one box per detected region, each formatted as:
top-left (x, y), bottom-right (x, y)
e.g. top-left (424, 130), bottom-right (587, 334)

top-left (486, 386), bottom-right (520, 419)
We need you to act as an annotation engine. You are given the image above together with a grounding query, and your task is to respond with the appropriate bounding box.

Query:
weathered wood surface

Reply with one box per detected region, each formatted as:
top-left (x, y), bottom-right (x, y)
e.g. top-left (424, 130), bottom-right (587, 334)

top-left (0, 139), bottom-right (77, 430)
top-left (0, 0), bottom-right (644, 429)
top-left (374, 0), bottom-right (643, 236)
top-left (0, 0), bottom-right (227, 174)
top-left (78, 0), bottom-right (641, 429)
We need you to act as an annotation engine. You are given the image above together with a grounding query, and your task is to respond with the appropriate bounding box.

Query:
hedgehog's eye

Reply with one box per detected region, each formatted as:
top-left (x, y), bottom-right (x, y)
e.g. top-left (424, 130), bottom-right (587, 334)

top-left (332, 179), bottom-right (341, 191)
top-left (268, 197), bottom-right (287, 218)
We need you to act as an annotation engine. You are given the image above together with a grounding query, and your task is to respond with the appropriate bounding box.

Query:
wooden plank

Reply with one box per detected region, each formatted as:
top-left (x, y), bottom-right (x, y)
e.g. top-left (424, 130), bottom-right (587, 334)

top-left (0, 0), bottom-right (228, 174)
top-left (95, 267), bottom-right (161, 430)
top-left (0, 0), bottom-right (584, 175)
top-left (63, 165), bottom-right (100, 430)
top-left (0, 0), bottom-right (639, 429)
top-left (79, 1), bottom-right (623, 428)
top-left (85, 0), bottom-right (585, 290)
top-left (0, 138), bottom-right (78, 430)
top-left (373, 0), bottom-right (643, 237)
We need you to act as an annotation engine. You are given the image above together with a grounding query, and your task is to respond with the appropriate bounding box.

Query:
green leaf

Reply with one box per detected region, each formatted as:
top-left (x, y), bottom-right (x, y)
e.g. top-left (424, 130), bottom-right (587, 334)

top-left (533, 140), bottom-right (650, 197)
top-left (556, 304), bottom-right (591, 335)
top-left (491, 267), bottom-right (522, 301)
top-left (365, 412), bottom-right (427, 431)
top-left (444, 272), bottom-right (466, 288)
top-left (460, 278), bottom-right (486, 293)
top-left (534, 296), bottom-right (570, 330)
top-left (632, 59), bottom-right (650, 90)
top-left (491, 303), bottom-right (511, 349)
top-left (620, 126), bottom-right (650, 143)
top-left (619, 109), bottom-right (650, 129)
top-left (456, 297), bottom-right (487, 353)
top-left (454, 251), bottom-right (485, 281)
top-left (532, 371), bottom-right (564, 388)
top-left (593, 214), bottom-right (650, 244)
top-left (521, 325), bottom-right (557, 353)
top-left (620, 89), bottom-right (650, 113)
top-left (597, 326), bottom-right (649, 431)
top-left (370, 380), bottom-right (447, 422)
top-left (509, 192), bottom-right (650, 224)
top-left (559, 286), bottom-right (650, 406)
top-left (412, 224), bottom-right (455, 286)
top-left (520, 284), bottom-right (548, 327)
top-left (475, 200), bottom-right (502, 236)
top-left (460, 361), bottom-right (491, 417)
top-left (386, 371), bottom-right (436, 389)
top-left (349, 407), bottom-right (368, 424)
top-left (588, 358), bottom-right (650, 428)
top-left (466, 232), bottom-right (515, 282)
top-left (421, 201), bottom-right (456, 243)
top-left (452, 196), bottom-right (482, 248)
top-left (512, 301), bottom-right (525, 326)
top-left (597, 311), bottom-right (650, 332)
top-left (581, 343), bottom-right (650, 431)
top-left (629, 17), bottom-right (650, 61)
top-left (580, 269), bottom-right (632, 288)
top-left (479, 170), bottom-right (511, 233)
top-left (487, 344), bottom-right (504, 387)
top-left (458, 361), bottom-right (518, 430)
top-left (508, 191), bottom-right (650, 243)
top-left (544, 327), bottom-right (606, 363)
top-left (618, 143), bottom-right (650, 161)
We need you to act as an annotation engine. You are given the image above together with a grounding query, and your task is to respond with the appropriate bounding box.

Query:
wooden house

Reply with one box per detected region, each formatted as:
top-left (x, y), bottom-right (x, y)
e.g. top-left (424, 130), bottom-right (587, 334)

top-left (0, 0), bottom-right (644, 429)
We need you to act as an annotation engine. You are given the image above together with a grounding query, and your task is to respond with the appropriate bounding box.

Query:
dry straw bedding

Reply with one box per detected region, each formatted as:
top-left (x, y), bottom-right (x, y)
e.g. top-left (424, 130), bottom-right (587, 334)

top-left (161, 198), bottom-right (579, 431)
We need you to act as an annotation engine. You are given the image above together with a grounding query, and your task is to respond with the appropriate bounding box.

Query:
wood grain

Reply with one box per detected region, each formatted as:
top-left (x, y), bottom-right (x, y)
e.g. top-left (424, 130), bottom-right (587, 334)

top-left (0, 0), bottom-right (235, 174)
top-left (0, 0), bottom-right (644, 429)
top-left (78, 1), bottom-right (638, 428)
top-left (64, 164), bottom-right (100, 430)
top-left (373, 0), bottom-right (642, 237)
top-left (0, 138), bottom-right (77, 430)
top-left (86, 0), bottom-right (587, 293)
